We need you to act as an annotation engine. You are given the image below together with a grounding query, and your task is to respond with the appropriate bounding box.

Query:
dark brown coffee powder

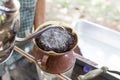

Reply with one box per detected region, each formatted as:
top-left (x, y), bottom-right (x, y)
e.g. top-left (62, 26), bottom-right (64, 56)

top-left (35, 26), bottom-right (76, 53)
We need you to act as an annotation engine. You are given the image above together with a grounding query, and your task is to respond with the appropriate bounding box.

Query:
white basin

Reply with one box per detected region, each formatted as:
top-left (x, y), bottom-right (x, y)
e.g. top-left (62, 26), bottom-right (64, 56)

top-left (73, 20), bottom-right (120, 79)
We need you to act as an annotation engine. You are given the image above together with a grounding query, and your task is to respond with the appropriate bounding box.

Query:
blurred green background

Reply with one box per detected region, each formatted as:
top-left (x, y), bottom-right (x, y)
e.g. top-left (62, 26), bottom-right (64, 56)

top-left (46, 0), bottom-right (120, 31)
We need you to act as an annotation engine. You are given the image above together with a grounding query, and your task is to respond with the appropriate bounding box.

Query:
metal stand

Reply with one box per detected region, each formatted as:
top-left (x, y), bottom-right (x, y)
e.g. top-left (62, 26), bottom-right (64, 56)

top-left (14, 46), bottom-right (97, 80)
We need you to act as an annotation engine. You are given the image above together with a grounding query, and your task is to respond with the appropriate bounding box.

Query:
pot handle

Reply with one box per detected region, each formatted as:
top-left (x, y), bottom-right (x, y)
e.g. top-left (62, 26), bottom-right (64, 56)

top-left (77, 66), bottom-right (108, 80)
top-left (40, 55), bottom-right (49, 70)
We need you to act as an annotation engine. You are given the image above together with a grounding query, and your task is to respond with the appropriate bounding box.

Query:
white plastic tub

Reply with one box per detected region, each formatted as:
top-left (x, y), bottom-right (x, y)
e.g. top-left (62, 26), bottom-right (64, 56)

top-left (73, 20), bottom-right (120, 79)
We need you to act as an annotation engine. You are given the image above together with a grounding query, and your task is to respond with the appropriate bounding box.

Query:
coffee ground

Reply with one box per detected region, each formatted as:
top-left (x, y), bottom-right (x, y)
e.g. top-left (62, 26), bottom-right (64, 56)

top-left (35, 26), bottom-right (76, 53)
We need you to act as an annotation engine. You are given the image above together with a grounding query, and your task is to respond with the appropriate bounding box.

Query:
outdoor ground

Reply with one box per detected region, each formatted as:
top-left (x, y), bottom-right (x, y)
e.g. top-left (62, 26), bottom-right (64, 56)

top-left (46, 0), bottom-right (120, 31)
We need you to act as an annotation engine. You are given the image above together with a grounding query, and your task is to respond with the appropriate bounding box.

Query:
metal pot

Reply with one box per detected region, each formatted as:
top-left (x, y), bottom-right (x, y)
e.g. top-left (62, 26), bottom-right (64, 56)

top-left (0, 0), bottom-right (20, 63)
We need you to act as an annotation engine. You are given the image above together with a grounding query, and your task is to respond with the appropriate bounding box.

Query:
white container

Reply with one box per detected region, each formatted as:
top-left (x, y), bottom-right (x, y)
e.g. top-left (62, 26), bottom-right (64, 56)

top-left (73, 19), bottom-right (120, 79)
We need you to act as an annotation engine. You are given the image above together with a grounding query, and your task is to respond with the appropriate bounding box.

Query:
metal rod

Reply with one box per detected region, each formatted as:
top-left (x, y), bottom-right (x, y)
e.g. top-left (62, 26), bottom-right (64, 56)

top-left (108, 70), bottom-right (120, 75)
top-left (14, 46), bottom-right (36, 63)
top-left (56, 74), bottom-right (72, 80)
top-left (15, 25), bottom-right (65, 44)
